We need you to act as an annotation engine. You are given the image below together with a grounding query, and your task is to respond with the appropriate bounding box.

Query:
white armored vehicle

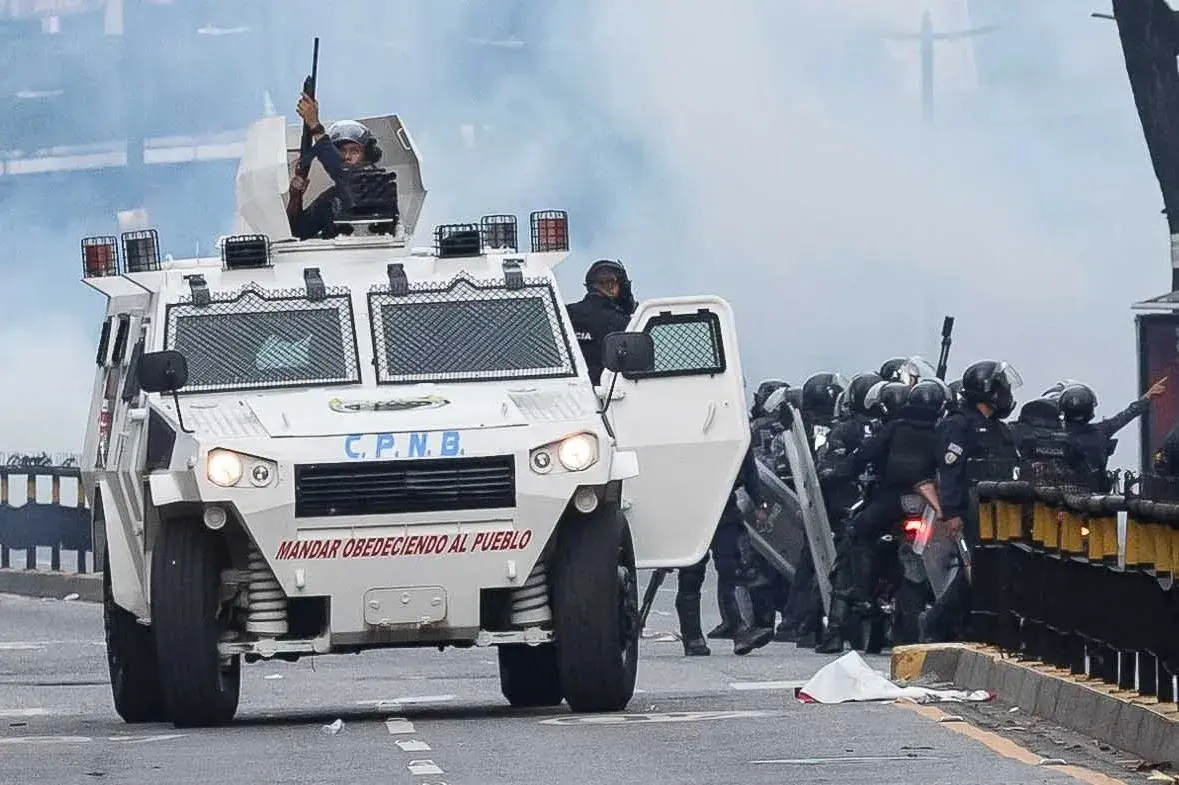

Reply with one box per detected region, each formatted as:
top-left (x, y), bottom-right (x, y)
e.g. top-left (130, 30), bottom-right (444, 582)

top-left (80, 111), bottom-right (750, 728)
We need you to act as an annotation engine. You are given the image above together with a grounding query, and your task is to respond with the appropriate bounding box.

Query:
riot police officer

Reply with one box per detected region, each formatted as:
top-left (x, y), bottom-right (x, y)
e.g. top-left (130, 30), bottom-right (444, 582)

top-left (677, 438), bottom-right (776, 656)
top-left (777, 372), bottom-right (846, 646)
top-left (1058, 379), bottom-right (1166, 489)
top-left (706, 379), bottom-right (789, 642)
top-left (566, 259), bottom-right (637, 385)
top-left (1010, 397), bottom-right (1064, 460)
top-left (816, 378), bottom-right (945, 653)
top-left (919, 360), bottom-right (1022, 643)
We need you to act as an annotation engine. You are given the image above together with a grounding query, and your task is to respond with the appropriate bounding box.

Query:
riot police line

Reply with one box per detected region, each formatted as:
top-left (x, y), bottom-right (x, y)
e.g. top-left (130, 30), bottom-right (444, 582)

top-left (561, 258), bottom-right (1176, 701)
top-left (709, 357), bottom-right (1177, 710)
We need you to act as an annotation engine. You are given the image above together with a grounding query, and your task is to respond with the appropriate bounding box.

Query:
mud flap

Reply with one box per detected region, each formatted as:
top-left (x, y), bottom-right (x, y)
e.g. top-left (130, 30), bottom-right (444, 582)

top-left (780, 404), bottom-right (837, 614)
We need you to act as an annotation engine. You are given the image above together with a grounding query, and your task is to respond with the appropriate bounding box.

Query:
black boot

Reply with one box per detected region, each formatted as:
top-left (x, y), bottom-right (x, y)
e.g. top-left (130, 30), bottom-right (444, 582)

top-left (675, 593), bottom-right (711, 656)
top-left (731, 584), bottom-right (774, 655)
top-left (707, 576), bottom-right (739, 639)
top-left (814, 593), bottom-right (849, 654)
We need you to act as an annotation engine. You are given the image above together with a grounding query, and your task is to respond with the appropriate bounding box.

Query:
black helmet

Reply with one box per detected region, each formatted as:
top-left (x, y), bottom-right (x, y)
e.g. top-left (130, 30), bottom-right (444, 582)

top-left (1058, 384), bottom-right (1097, 424)
top-left (961, 360), bottom-right (1023, 417)
top-left (908, 378), bottom-right (948, 416)
top-left (846, 371), bottom-right (883, 416)
top-left (865, 380), bottom-right (910, 419)
top-left (1017, 397), bottom-right (1061, 427)
top-left (585, 259), bottom-right (628, 287)
top-left (801, 372), bottom-right (847, 418)
top-left (879, 358), bottom-right (908, 382)
top-left (752, 379), bottom-right (789, 416)
top-left (1042, 379), bottom-right (1083, 399)
top-left (948, 379), bottom-right (963, 402)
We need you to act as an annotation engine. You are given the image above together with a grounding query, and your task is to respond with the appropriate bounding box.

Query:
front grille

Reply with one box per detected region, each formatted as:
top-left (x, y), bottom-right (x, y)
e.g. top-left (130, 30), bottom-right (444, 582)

top-left (294, 455), bottom-right (516, 518)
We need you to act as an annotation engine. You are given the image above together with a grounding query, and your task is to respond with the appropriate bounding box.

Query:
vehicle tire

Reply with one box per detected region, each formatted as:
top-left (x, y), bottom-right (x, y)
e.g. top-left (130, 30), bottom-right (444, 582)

top-left (498, 644), bottom-right (563, 707)
top-left (549, 502), bottom-right (639, 713)
top-left (151, 518), bottom-right (241, 728)
top-left (103, 551), bottom-right (168, 723)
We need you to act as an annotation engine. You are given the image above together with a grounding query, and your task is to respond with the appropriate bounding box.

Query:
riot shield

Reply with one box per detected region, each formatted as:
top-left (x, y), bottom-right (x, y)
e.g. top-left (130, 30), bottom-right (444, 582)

top-left (780, 403), bottom-right (838, 613)
top-left (736, 457), bottom-right (806, 580)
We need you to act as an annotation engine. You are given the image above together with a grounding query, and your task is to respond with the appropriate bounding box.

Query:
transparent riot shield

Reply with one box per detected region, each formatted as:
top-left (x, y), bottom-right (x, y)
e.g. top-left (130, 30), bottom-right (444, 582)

top-left (780, 403), bottom-right (838, 613)
top-left (736, 458), bottom-right (805, 580)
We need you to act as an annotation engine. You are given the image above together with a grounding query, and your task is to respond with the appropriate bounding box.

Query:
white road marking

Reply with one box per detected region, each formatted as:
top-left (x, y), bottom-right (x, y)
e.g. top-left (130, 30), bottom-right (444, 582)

top-left (407, 759), bottom-right (444, 775)
top-left (395, 739), bottom-right (432, 752)
top-left (108, 734), bottom-right (186, 744)
top-left (729, 680), bottom-right (806, 691)
top-left (0, 640), bottom-right (102, 651)
top-left (359, 694), bottom-right (456, 710)
top-left (540, 710), bottom-right (779, 726)
top-left (0, 736), bottom-right (90, 745)
top-left (752, 755), bottom-right (946, 764)
top-left (0, 709), bottom-right (51, 718)
top-left (385, 717), bottom-right (416, 735)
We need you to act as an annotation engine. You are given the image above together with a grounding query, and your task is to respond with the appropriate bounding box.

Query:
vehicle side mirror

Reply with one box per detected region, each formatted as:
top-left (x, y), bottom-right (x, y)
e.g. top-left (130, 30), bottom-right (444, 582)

top-left (137, 350), bottom-right (189, 393)
top-left (602, 331), bottom-right (655, 375)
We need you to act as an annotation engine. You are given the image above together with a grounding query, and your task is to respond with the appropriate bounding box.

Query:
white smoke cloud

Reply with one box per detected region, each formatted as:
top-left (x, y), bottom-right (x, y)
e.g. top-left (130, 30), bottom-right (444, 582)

top-left (0, 0), bottom-right (1167, 469)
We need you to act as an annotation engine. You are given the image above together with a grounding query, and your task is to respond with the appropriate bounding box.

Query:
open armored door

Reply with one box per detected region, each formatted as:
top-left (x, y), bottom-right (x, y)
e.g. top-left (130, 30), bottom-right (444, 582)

top-left (603, 296), bottom-right (750, 569)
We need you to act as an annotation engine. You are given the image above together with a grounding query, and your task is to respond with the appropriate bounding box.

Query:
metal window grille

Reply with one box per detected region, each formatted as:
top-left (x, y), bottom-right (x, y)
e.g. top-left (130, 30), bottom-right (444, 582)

top-left (628, 311), bottom-right (726, 379)
top-left (164, 283), bottom-right (361, 393)
top-left (367, 273), bottom-right (577, 384)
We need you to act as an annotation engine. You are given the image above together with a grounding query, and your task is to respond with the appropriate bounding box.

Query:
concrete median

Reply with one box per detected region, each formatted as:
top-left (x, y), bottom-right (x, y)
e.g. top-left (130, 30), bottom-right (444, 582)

top-left (0, 568), bottom-right (102, 603)
top-left (891, 642), bottom-right (1179, 767)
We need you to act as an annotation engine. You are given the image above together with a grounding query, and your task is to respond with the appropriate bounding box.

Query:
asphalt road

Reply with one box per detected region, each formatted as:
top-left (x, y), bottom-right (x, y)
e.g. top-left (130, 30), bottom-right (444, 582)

top-left (0, 570), bottom-right (1142, 785)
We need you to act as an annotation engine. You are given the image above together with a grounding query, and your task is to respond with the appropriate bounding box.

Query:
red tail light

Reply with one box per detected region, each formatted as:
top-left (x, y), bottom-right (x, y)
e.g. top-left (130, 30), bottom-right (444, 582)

top-left (902, 518), bottom-right (922, 542)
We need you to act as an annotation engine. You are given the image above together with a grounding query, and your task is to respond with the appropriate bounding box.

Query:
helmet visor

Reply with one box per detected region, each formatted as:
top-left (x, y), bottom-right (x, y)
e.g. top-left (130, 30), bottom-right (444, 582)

top-left (899, 355), bottom-right (937, 386)
top-left (763, 387), bottom-right (787, 416)
top-left (994, 362), bottom-right (1024, 391)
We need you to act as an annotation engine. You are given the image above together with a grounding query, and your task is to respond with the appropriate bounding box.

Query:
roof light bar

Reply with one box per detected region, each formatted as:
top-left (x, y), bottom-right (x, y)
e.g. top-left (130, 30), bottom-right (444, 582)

top-left (530, 210), bottom-right (569, 252)
top-left (481, 214), bottom-right (518, 252)
top-left (121, 229), bottom-right (161, 273)
top-left (82, 236), bottom-right (120, 278)
top-left (435, 223), bottom-right (482, 259)
top-left (222, 234), bottom-right (271, 270)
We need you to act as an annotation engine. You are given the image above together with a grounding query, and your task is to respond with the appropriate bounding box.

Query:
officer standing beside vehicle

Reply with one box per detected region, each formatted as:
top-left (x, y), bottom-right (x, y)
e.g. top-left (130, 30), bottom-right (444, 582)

top-left (919, 360), bottom-right (1022, 643)
top-left (676, 438), bottom-right (776, 656)
top-left (708, 380), bottom-right (790, 642)
top-left (566, 259), bottom-right (637, 386)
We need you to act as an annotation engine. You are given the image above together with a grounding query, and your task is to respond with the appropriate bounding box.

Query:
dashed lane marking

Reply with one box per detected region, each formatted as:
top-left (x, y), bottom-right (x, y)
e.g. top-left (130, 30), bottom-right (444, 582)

top-left (729, 680), bottom-right (807, 691)
top-left (396, 739), bottom-right (432, 752)
top-left (540, 710), bottom-right (781, 726)
top-left (753, 755), bottom-right (947, 764)
top-left (0, 734), bottom-right (185, 746)
top-left (0, 640), bottom-right (104, 651)
top-left (407, 759), bottom-right (444, 776)
top-left (385, 718), bottom-right (416, 735)
top-left (0, 709), bottom-right (51, 718)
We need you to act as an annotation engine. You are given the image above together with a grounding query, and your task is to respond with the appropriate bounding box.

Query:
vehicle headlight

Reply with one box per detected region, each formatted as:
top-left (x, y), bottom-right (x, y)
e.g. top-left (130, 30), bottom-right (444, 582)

top-left (557, 433), bottom-right (598, 472)
top-left (207, 449), bottom-right (244, 487)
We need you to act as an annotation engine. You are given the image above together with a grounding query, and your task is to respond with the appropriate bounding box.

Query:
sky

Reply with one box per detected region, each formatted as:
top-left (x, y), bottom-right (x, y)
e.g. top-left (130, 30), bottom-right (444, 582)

top-left (0, 0), bottom-right (1169, 471)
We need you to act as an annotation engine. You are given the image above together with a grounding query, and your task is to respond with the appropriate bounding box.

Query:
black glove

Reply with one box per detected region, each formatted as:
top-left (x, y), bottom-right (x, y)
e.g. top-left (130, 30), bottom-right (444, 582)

top-left (618, 280), bottom-right (637, 316)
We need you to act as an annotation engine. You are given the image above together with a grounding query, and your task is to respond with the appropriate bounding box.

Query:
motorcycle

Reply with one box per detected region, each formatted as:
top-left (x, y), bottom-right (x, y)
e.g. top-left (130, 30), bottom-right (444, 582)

top-left (854, 492), bottom-right (936, 653)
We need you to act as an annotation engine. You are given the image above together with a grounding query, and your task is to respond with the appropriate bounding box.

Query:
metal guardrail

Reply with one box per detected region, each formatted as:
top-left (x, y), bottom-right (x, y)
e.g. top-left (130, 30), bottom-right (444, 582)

top-left (971, 463), bottom-right (1179, 710)
top-left (0, 454), bottom-right (91, 574)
